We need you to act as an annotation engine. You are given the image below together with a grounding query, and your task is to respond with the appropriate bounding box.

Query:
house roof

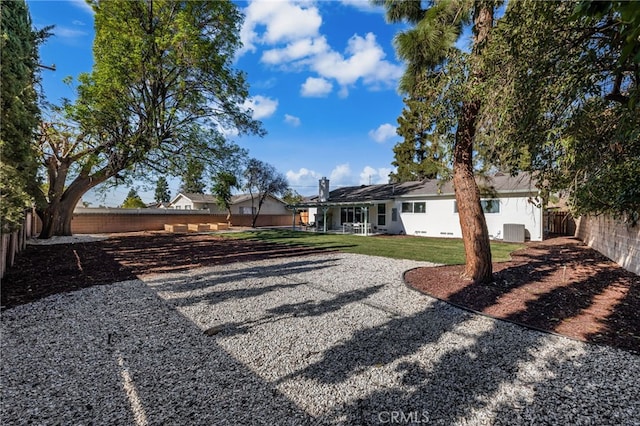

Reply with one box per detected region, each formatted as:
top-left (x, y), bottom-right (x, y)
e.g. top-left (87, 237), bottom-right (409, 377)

top-left (178, 193), bottom-right (218, 203)
top-left (296, 173), bottom-right (536, 207)
top-left (170, 192), bottom-right (286, 206)
top-left (230, 193), bottom-right (285, 204)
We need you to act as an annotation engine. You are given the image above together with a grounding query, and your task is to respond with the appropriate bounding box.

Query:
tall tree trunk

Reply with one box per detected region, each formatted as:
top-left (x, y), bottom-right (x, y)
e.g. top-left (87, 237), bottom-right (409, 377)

top-left (37, 175), bottom-right (105, 238)
top-left (453, 100), bottom-right (492, 283)
top-left (452, 4), bottom-right (494, 284)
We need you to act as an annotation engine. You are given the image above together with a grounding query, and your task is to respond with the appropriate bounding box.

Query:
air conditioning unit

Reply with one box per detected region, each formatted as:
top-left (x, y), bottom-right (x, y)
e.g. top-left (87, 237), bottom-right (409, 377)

top-left (503, 223), bottom-right (525, 243)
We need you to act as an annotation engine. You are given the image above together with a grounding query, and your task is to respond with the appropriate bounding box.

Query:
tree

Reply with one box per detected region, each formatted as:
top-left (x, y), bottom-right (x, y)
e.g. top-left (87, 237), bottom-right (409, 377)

top-left (0, 0), bottom-right (48, 233)
top-left (243, 159), bottom-right (289, 228)
top-left (377, 0), bottom-right (495, 283)
top-left (483, 1), bottom-right (640, 224)
top-left (211, 171), bottom-right (238, 224)
top-left (154, 176), bottom-right (170, 204)
top-left (33, 0), bottom-right (264, 238)
top-left (390, 94), bottom-right (447, 182)
top-left (121, 188), bottom-right (146, 208)
top-left (180, 157), bottom-right (205, 194)
top-left (282, 189), bottom-right (304, 205)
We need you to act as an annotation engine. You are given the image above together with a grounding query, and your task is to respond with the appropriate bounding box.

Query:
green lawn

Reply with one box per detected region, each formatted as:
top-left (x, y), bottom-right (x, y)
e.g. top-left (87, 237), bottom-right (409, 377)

top-left (223, 229), bottom-right (524, 265)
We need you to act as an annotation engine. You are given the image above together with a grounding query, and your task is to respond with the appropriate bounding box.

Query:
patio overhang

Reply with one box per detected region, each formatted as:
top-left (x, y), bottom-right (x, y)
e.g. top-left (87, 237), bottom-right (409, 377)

top-left (286, 200), bottom-right (389, 235)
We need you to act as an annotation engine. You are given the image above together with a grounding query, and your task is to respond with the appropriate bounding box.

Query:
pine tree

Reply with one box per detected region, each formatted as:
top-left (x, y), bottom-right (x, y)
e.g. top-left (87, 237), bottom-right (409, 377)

top-left (154, 176), bottom-right (170, 203)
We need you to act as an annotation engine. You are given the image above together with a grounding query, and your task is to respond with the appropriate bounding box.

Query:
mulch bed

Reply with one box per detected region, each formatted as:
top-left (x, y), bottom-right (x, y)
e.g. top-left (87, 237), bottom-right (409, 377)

top-left (2, 232), bottom-right (638, 355)
top-left (1, 232), bottom-right (333, 310)
top-left (405, 236), bottom-right (640, 354)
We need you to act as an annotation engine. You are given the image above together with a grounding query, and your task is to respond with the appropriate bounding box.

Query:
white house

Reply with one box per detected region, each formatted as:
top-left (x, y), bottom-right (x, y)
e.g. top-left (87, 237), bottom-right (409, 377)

top-left (294, 174), bottom-right (543, 242)
top-left (169, 192), bottom-right (289, 215)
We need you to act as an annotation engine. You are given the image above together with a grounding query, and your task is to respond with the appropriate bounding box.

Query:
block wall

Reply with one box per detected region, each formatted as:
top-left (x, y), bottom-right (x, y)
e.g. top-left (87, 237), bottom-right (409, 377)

top-left (575, 215), bottom-right (640, 275)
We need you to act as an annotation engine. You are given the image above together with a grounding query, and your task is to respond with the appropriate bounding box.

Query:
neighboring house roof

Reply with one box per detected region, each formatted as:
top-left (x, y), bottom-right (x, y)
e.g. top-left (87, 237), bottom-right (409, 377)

top-left (231, 193), bottom-right (286, 204)
top-left (169, 192), bottom-right (286, 207)
top-left (146, 201), bottom-right (171, 208)
top-left (299, 173), bottom-right (537, 206)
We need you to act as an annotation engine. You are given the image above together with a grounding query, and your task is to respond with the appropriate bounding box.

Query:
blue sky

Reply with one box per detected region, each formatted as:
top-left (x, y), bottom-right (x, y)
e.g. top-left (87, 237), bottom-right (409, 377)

top-left (27, 0), bottom-right (435, 206)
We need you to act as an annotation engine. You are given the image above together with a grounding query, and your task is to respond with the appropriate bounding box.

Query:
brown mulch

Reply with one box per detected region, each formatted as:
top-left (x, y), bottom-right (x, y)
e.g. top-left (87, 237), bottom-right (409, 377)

top-left (2, 232), bottom-right (638, 355)
top-left (405, 236), bottom-right (640, 354)
top-left (1, 232), bottom-right (335, 310)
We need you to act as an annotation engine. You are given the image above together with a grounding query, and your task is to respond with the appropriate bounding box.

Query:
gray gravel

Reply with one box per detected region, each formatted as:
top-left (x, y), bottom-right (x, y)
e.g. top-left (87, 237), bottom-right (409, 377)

top-left (2, 252), bottom-right (639, 425)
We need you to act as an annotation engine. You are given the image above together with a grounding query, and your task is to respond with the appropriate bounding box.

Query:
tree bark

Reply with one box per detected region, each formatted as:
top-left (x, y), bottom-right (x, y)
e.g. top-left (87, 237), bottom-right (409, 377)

top-left (453, 100), bottom-right (493, 283)
top-left (451, 4), bottom-right (494, 284)
top-left (37, 175), bottom-right (107, 238)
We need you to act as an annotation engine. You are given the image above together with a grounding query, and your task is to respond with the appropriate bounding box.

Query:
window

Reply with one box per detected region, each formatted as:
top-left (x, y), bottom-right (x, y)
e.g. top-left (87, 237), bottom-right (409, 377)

top-left (240, 206), bottom-right (256, 215)
top-left (402, 202), bottom-right (426, 213)
top-left (481, 199), bottom-right (500, 213)
top-left (391, 208), bottom-right (398, 222)
top-left (454, 199), bottom-right (500, 214)
top-left (340, 207), bottom-right (366, 223)
top-left (377, 204), bottom-right (386, 226)
top-left (185, 205), bottom-right (191, 210)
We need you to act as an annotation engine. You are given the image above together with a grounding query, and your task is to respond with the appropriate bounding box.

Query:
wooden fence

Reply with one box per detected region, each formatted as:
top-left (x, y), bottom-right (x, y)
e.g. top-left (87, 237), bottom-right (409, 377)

top-left (546, 211), bottom-right (576, 236)
top-left (1, 210), bottom-right (35, 279)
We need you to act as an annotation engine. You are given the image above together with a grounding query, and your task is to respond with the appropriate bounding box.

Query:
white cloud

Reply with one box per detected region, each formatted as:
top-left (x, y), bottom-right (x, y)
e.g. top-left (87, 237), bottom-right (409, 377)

top-left (261, 36), bottom-right (329, 65)
top-left (300, 77), bottom-right (333, 97)
top-left (359, 166), bottom-right (392, 185)
top-left (330, 163), bottom-right (352, 186)
top-left (310, 33), bottom-right (402, 89)
top-left (69, 0), bottom-right (94, 14)
top-left (53, 27), bottom-right (88, 39)
top-left (286, 168), bottom-right (321, 187)
top-left (284, 114), bottom-right (301, 127)
top-left (241, 1), bottom-right (322, 55)
top-left (339, 0), bottom-right (381, 12)
top-left (239, 1), bottom-right (402, 96)
top-left (72, 20), bottom-right (87, 26)
top-left (243, 95), bottom-right (278, 119)
top-left (368, 123), bottom-right (397, 143)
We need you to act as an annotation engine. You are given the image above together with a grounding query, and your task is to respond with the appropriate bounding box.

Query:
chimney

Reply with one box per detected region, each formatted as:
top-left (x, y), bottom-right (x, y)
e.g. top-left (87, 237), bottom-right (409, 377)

top-left (319, 177), bottom-right (330, 202)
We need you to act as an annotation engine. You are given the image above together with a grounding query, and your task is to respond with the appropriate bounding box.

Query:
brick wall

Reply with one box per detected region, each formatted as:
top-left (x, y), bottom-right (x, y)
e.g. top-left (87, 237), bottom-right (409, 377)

top-left (575, 215), bottom-right (640, 275)
top-left (34, 208), bottom-right (300, 234)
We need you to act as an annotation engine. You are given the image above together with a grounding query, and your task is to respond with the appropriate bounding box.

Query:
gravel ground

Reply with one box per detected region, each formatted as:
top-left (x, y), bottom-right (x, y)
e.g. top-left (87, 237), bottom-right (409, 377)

top-left (2, 253), bottom-right (640, 425)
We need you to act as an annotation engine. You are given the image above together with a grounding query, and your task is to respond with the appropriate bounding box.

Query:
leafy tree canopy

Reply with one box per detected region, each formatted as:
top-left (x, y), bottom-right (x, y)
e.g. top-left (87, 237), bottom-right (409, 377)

top-left (243, 159), bottom-right (289, 227)
top-left (482, 0), bottom-right (640, 223)
top-left (121, 188), bottom-right (146, 208)
top-left (33, 0), bottom-right (262, 237)
top-left (154, 176), bottom-right (170, 203)
top-left (0, 0), bottom-right (49, 232)
top-left (211, 171), bottom-right (238, 222)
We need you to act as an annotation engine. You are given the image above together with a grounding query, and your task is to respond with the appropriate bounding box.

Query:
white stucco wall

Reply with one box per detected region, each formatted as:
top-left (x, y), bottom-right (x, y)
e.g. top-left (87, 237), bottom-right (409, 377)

top-left (170, 195), bottom-right (194, 210)
top-left (395, 194), bottom-right (543, 241)
top-left (306, 193), bottom-right (542, 241)
top-left (236, 197), bottom-right (288, 215)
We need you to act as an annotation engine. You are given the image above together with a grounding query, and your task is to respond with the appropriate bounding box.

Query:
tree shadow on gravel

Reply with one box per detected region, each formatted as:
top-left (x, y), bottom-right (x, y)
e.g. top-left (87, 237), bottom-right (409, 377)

top-left (1, 280), bottom-right (317, 425)
top-left (287, 300), bottom-right (640, 424)
top-left (216, 285), bottom-right (386, 338)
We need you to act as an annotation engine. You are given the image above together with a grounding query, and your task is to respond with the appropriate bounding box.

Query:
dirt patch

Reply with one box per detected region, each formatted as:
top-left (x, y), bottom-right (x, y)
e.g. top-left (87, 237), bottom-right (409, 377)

top-left (405, 236), bottom-right (640, 354)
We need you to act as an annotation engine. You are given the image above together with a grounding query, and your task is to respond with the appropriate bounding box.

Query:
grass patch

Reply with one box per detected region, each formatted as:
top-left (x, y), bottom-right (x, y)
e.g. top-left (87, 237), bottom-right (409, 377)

top-left (223, 229), bottom-right (524, 265)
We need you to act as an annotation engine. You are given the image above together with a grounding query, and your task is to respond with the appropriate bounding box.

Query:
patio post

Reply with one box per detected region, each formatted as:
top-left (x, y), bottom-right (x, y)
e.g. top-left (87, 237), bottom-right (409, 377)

top-left (322, 206), bottom-right (328, 233)
top-left (363, 206), bottom-right (369, 236)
